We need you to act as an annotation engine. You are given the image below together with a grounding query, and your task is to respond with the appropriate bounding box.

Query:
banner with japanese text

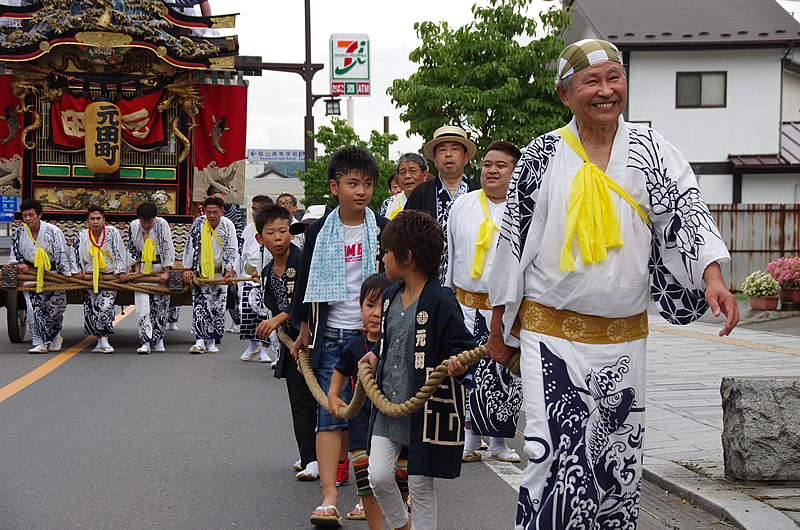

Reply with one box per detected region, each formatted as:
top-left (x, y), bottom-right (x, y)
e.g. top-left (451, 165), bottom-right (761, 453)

top-left (0, 74), bottom-right (23, 196)
top-left (50, 90), bottom-right (166, 152)
top-left (192, 83), bottom-right (247, 205)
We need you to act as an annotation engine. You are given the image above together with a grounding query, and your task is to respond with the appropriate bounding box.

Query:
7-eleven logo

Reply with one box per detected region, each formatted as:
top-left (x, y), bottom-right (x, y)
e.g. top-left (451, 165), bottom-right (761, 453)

top-left (335, 40), bottom-right (367, 75)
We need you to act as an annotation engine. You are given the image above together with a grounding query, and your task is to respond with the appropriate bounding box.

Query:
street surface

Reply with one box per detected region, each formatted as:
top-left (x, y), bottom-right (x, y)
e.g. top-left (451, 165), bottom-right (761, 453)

top-left (0, 304), bottom-right (725, 529)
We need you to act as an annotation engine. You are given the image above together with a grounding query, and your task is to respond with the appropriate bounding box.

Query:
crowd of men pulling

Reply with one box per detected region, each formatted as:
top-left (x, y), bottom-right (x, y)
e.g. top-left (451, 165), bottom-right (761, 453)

top-left (8, 40), bottom-right (741, 530)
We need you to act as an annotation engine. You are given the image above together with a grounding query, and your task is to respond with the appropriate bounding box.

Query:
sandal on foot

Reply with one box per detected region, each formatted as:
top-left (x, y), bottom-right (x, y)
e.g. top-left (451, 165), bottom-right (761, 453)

top-left (310, 505), bottom-right (342, 527)
top-left (346, 502), bottom-right (365, 520)
top-left (293, 459), bottom-right (304, 471)
top-left (492, 450), bottom-right (521, 463)
top-left (462, 449), bottom-right (482, 462)
top-left (297, 460), bottom-right (319, 481)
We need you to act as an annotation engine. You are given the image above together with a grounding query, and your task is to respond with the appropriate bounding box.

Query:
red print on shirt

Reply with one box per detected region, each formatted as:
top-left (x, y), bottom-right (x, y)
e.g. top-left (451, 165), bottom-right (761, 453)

top-left (345, 243), bottom-right (363, 263)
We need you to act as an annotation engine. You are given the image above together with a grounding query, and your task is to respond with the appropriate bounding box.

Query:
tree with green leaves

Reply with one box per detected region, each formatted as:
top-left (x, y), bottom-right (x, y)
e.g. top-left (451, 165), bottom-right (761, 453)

top-left (387, 0), bottom-right (571, 177)
top-left (299, 118), bottom-right (398, 211)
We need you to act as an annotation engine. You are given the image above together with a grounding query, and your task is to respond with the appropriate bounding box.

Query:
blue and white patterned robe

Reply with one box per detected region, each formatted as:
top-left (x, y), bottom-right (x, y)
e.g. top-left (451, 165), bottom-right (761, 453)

top-left (488, 117), bottom-right (730, 530)
top-left (8, 221), bottom-right (71, 346)
top-left (182, 215), bottom-right (239, 340)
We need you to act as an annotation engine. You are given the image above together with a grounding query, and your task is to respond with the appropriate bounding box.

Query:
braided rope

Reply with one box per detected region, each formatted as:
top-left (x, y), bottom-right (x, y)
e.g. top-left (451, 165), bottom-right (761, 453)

top-left (5, 267), bottom-right (255, 295)
top-left (278, 327), bottom-right (521, 419)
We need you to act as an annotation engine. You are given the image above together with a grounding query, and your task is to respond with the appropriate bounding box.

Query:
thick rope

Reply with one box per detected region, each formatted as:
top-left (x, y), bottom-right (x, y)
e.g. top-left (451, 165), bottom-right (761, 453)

top-left (4, 267), bottom-right (255, 295)
top-left (277, 327), bottom-right (521, 419)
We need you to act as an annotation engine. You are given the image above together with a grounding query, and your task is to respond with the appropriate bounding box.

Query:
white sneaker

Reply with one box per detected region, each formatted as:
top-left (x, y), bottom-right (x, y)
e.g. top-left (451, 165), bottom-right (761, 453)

top-left (49, 334), bottom-right (63, 352)
top-left (28, 343), bottom-right (50, 353)
top-left (167, 322), bottom-right (179, 331)
top-left (137, 343), bottom-right (151, 354)
top-left (205, 340), bottom-right (219, 353)
top-left (154, 340), bottom-right (165, 352)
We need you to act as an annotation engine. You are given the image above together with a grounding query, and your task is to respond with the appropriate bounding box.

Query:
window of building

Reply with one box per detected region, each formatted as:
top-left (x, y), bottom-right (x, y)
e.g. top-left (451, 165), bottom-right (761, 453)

top-left (676, 72), bottom-right (726, 108)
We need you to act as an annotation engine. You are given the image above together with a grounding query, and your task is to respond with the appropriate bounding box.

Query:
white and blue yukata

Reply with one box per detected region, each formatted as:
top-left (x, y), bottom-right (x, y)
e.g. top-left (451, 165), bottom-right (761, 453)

top-left (8, 221), bottom-right (71, 346)
top-left (182, 215), bottom-right (239, 340)
top-left (237, 221), bottom-right (272, 341)
top-left (127, 217), bottom-right (175, 347)
top-left (489, 117), bottom-right (730, 530)
top-left (446, 190), bottom-right (523, 439)
top-left (70, 226), bottom-right (129, 337)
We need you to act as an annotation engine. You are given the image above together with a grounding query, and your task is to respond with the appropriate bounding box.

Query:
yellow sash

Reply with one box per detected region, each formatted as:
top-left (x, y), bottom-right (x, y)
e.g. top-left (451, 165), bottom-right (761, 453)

top-left (201, 220), bottom-right (223, 279)
top-left (141, 236), bottom-right (156, 275)
top-left (88, 227), bottom-right (111, 293)
top-left (557, 126), bottom-right (650, 272)
top-left (25, 224), bottom-right (50, 294)
top-left (469, 190), bottom-right (500, 279)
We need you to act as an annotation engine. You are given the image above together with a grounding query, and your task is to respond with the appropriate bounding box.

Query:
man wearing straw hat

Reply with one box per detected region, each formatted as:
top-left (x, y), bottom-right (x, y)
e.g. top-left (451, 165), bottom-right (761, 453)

top-left (487, 39), bottom-right (738, 529)
top-left (405, 126), bottom-right (480, 283)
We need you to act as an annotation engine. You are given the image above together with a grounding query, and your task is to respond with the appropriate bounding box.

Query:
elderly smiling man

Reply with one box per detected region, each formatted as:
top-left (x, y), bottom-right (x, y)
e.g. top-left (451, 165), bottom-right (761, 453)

top-left (487, 39), bottom-right (738, 529)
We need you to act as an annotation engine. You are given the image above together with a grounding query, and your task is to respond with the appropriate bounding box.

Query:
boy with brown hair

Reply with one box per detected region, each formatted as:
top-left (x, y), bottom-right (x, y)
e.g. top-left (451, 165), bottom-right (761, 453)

top-left (290, 146), bottom-right (390, 526)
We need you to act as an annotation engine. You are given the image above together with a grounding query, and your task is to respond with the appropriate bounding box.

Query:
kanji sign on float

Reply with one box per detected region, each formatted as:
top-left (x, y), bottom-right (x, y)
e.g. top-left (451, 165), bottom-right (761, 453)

top-left (85, 101), bottom-right (121, 174)
top-left (330, 34), bottom-right (370, 97)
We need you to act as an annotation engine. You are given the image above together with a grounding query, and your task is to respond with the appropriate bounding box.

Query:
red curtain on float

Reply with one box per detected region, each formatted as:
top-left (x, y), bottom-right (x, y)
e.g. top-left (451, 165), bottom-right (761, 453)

top-left (51, 90), bottom-right (166, 152)
top-left (0, 74), bottom-right (23, 196)
top-left (192, 83), bottom-right (247, 204)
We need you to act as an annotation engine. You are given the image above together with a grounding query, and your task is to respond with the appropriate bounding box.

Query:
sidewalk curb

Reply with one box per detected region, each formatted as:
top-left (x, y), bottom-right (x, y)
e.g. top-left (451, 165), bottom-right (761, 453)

top-left (643, 457), bottom-right (799, 529)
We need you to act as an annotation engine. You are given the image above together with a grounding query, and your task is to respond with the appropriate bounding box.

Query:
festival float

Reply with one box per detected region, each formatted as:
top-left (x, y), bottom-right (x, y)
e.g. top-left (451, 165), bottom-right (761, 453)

top-left (0, 0), bottom-right (250, 341)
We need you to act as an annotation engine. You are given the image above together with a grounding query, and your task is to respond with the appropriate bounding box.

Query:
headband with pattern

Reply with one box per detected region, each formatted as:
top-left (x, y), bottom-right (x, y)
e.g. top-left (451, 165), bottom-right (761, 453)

top-left (556, 39), bottom-right (623, 82)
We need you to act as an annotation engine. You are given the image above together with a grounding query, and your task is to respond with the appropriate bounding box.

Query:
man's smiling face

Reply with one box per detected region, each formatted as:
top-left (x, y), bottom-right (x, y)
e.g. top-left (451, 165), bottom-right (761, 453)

top-left (558, 61), bottom-right (627, 130)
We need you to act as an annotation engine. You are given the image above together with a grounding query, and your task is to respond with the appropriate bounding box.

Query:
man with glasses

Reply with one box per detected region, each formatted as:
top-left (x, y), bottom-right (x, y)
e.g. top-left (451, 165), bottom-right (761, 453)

top-left (277, 193), bottom-right (299, 220)
top-left (378, 153), bottom-right (429, 219)
top-left (182, 196), bottom-right (240, 353)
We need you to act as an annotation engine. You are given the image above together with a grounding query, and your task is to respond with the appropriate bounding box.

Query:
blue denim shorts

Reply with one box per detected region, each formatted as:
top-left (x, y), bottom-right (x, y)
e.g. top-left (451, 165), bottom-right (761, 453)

top-left (315, 327), bottom-right (358, 432)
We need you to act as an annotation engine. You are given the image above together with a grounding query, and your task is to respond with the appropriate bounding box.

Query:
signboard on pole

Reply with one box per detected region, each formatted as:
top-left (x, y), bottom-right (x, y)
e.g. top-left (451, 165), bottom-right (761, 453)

top-left (0, 196), bottom-right (18, 222)
top-left (247, 149), bottom-right (305, 163)
top-left (330, 34), bottom-right (370, 97)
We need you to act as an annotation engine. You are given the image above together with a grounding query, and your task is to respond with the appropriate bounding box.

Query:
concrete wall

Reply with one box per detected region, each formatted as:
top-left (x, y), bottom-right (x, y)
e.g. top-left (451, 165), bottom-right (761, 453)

top-left (628, 48), bottom-right (783, 162)
top-left (782, 69), bottom-right (800, 122)
top-left (740, 172), bottom-right (800, 203)
top-left (697, 173), bottom-right (733, 204)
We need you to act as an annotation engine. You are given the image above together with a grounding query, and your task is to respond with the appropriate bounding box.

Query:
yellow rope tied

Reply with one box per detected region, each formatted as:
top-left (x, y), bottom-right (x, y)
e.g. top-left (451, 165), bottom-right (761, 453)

top-left (557, 126), bottom-right (649, 272)
top-left (88, 227), bottom-right (111, 294)
top-left (25, 224), bottom-right (50, 293)
top-left (201, 220), bottom-right (222, 279)
top-left (141, 237), bottom-right (156, 275)
top-left (470, 190), bottom-right (500, 279)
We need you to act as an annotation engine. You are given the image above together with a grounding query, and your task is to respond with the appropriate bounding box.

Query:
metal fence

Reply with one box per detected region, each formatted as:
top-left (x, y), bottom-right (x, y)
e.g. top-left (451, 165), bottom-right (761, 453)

top-left (708, 204), bottom-right (800, 291)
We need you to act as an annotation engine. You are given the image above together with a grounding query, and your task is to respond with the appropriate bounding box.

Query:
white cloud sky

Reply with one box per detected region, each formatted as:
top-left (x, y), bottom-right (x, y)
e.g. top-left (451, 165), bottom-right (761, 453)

top-left (217, 0), bottom-right (558, 160)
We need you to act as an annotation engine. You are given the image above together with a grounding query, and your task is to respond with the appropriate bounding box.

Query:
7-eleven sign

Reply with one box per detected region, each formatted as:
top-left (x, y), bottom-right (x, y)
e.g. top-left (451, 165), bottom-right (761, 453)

top-left (330, 34), bottom-right (370, 98)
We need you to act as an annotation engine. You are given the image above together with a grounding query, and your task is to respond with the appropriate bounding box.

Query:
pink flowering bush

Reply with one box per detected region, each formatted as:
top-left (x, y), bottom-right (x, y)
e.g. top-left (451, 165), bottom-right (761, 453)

top-left (766, 257), bottom-right (800, 291)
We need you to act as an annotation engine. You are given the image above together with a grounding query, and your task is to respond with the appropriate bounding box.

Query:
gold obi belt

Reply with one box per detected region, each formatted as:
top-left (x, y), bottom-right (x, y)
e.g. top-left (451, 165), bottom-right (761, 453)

top-left (454, 286), bottom-right (493, 311)
top-left (517, 299), bottom-right (648, 345)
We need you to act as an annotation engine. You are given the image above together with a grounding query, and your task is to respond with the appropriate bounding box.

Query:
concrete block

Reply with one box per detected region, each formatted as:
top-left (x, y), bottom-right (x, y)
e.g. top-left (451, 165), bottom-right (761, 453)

top-left (721, 376), bottom-right (800, 481)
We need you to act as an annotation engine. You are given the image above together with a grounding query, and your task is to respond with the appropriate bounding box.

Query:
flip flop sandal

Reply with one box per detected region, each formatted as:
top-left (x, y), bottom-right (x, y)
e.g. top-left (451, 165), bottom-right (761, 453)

top-left (462, 449), bottom-right (482, 462)
top-left (310, 505), bottom-right (342, 527)
top-left (346, 502), bottom-right (366, 520)
top-left (492, 450), bottom-right (522, 463)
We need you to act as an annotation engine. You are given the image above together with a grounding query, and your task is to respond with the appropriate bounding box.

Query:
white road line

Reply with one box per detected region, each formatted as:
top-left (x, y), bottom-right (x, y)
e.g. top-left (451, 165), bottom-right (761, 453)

top-left (481, 454), bottom-right (522, 490)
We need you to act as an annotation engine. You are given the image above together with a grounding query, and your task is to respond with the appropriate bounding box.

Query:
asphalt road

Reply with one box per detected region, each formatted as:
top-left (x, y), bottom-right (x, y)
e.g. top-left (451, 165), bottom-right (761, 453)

top-left (0, 304), bottom-right (723, 529)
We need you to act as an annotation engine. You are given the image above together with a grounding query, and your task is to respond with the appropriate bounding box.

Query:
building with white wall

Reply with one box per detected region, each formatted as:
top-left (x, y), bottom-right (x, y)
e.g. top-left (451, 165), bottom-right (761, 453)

top-left (563, 0), bottom-right (800, 204)
top-left (242, 163), bottom-right (306, 225)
